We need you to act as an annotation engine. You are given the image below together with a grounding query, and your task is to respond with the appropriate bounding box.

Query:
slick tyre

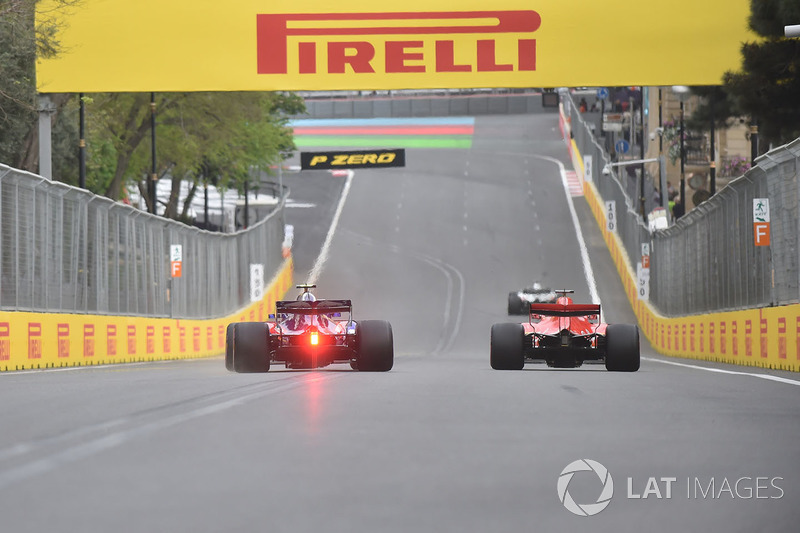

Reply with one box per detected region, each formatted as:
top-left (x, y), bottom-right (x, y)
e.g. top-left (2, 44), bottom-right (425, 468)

top-left (225, 323), bottom-right (235, 371)
top-left (490, 323), bottom-right (525, 370)
top-left (356, 320), bottom-right (394, 372)
top-left (507, 293), bottom-right (524, 315)
top-left (605, 324), bottom-right (640, 372)
top-left (231, 322), bottom-right (271, 373)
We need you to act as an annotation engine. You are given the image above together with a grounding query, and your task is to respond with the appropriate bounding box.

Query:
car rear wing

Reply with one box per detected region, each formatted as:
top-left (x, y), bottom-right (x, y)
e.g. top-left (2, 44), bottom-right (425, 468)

top-left (275, 299), bottom-right (352, 316)
top-left (529, 303), bottom-right (601, 317)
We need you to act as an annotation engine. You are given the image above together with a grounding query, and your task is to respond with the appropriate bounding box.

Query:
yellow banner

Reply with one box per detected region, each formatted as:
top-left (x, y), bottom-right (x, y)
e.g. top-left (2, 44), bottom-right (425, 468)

top-left (36, 0), bottom-right (755, 92)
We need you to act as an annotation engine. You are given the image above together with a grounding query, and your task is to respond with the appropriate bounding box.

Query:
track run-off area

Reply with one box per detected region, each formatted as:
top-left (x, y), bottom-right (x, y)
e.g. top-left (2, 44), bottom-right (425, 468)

top-left (1, 113), bottom-right (799, 532)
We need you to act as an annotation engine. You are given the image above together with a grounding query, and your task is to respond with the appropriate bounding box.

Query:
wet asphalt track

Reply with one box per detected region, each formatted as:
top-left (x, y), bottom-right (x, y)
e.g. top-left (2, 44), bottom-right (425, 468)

top-left (1, 114), bottom-right (799, 532)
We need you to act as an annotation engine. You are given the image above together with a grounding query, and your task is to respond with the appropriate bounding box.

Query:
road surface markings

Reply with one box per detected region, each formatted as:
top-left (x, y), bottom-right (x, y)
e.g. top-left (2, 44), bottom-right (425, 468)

top-left (533, 155), bottom-right (600, 306)
top-left (565, 170), bottom-right (584, 197)
top-left (643, 357), bottom-right (800, 387)
top-left (308, 170), bottom-right (354, 285)
top-left (344, 230), bottom-right (465, 355)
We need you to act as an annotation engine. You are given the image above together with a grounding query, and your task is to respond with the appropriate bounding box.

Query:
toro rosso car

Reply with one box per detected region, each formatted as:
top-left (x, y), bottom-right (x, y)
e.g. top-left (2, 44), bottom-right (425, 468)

top-left (491, 290), bottom-right (639, 371)
top-left (226, 284), bottom-right (393, 372)
top-left (507, 282), bottom-right (557, 314)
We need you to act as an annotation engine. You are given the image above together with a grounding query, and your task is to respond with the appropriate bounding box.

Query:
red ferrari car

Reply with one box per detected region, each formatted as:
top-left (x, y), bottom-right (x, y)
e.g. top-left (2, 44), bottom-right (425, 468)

top-left (226, 285), bottom-right (393, 372)
top-left (490, 290), bottom-right (639, 371)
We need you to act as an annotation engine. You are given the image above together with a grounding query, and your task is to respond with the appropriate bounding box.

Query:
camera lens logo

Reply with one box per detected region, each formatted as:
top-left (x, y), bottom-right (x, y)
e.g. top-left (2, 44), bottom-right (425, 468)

top-left (557, 459), bottom-right (614, 517)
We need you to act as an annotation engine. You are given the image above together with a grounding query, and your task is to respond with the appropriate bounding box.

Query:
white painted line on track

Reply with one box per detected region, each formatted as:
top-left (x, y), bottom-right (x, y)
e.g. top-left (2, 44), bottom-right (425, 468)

top-left (643, 357), bottom-right (800, 387)
top-left (533, 155), bottom-right (601, 306)
top-left (308, 170), bottom-right (354, 285)
top-left (342, 230), bottom-right (464, 355)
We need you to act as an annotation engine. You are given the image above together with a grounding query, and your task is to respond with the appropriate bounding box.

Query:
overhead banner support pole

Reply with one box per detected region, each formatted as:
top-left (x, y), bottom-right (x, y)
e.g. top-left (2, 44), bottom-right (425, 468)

top-left (150, 92), bottom-right (157, 214)
top-left (37, 94), bottom-right (55, 180)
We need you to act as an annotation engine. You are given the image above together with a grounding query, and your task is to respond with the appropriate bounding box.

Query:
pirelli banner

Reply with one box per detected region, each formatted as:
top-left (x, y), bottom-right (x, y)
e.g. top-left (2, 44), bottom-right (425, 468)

top-left (36, 0), bottom-right (755, 92)
top-left (301, 150), bottom-right (405, 170)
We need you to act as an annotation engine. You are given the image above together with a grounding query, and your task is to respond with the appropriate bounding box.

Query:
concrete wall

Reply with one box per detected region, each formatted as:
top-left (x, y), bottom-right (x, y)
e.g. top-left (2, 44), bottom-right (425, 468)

top-left (300, 93), bottom-right (553, 119)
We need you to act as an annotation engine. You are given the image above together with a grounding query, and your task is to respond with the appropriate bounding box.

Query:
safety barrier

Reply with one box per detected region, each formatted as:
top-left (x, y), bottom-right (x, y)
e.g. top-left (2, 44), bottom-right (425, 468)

top-left (562, 94), bottom-right (799, 314)
top-left (0, 258), bottom-right (292, 371)
top-left (0, 164), bottom-right (293, 371)
top-left (559, 99), bottom-right (800, 371)
top-left (0, 164), bottom-right (286, 318)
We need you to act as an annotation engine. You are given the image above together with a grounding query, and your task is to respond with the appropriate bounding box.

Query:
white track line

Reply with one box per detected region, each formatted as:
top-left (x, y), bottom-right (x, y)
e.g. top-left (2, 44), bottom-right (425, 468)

top-left (533, 155), bottom-right (601, 306)
top-left (343, 230), bottom-right (465, 355)
top-left (307, 170), bottom-right (354, 285)
top-left (643, 357), bottom-right (800, 387)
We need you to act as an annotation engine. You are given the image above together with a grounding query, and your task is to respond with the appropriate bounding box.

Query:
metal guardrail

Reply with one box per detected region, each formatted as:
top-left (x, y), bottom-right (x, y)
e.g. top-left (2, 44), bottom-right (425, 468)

top-left (564, 93), bottom-right (800, 316)
top-left (0, 165), bottom-right (286, 318)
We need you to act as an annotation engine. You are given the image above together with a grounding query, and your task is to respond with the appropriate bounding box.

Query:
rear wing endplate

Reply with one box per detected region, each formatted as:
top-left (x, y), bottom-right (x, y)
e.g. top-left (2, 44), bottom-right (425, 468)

top-left (529, 303), bottom-right (601, 317)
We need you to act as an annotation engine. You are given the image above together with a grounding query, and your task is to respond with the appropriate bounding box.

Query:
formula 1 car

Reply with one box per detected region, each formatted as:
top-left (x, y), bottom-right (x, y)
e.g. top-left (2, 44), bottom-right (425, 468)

top-left (507, 282), bottom-right (557, 314)
top-left (491, 290), bottom-right (639, 371)
top-left (226, 285), bottom-right (393, 372)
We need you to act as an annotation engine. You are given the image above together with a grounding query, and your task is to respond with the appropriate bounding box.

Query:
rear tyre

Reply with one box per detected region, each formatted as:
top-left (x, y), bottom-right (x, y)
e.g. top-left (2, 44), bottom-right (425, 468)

top-left (507, 293), bottom-right (524, 315)
top-left (225, 323), bottom-right (235, 371)
top-left (231, 322), bottom-right (271, 373)
top-left (605, 324), bottom-right (640, 372)
top-left (490, 323), bottom-right (525, 370)
top-left (356, 320), bottom-right (394, 372)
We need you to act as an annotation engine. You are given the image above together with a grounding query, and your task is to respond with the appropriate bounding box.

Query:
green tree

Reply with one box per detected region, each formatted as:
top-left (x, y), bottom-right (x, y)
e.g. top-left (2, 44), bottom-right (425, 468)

top-left (85, 91), bottom-right (304, 218)
top-left (722, 0), bottom-right (800, 149)
top-left (0, 0), bottom-right (81, 173)
top-left (686, 86), bottom-right (737, 132)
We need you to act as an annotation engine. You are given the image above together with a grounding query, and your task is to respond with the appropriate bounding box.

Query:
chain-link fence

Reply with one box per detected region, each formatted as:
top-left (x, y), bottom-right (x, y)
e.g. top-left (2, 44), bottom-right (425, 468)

top-left (0, 165), bottom-right (286, 318)
top-left (564, 92), bottom-right (800, 316)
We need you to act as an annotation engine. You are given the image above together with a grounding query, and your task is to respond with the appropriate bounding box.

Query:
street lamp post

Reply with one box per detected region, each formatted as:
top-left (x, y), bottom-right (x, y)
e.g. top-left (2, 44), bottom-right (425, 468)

top-left (244, 180), bottom-right (249, 229)
top-left (658, 88), bottom-right (667, 210)
top-left (149, 93), bottom-right (157, 215)
top-left (750, 118), bottom-right (759, 165)
top-left (672, 86), bottom-right (691, 218)
top-left (278, 161), bottom-right (283, 203)
top-left (79, 93), bottom-right (86, 189)
top-left (680, 99), bottom-right (685, 213)
top-left (638, 87), bottom-right (646, 221)
top-left (709, 91), bottom-right (716, 197)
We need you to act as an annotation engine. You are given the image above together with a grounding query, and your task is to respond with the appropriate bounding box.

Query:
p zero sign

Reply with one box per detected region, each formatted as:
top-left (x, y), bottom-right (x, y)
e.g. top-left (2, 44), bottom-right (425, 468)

top-left (301, 149), bottom-right (405, 170)
top-left (36, 1), bottom-right (754, 92)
